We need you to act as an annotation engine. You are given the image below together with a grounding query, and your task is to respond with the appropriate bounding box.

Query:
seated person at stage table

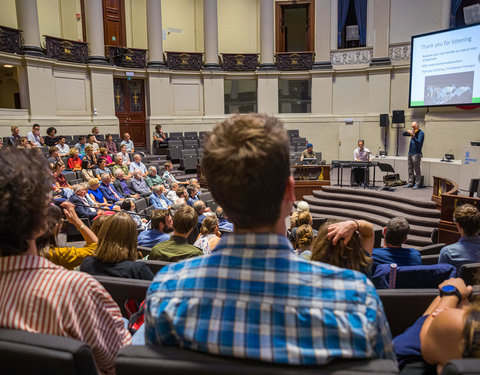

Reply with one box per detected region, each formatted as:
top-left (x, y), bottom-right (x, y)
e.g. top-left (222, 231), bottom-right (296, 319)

top-left (372, 217), bottom-right (422, 272)
top-left (300, 142), bottom-right (316, 162)
top-left (145, 113), bottom-right (394, 363)
top-left (0, 148), bottom-right (130, 374)
top-left (439, 204), bottom-right (480, 271)
top-left (148, 205), bottom-right (203, 262)
top-left (352, 139), bottom-right (372, 186)
top-left (138, 209), bottom-right (173, 248)
top-left (393, 277), bottom-right (480, 372)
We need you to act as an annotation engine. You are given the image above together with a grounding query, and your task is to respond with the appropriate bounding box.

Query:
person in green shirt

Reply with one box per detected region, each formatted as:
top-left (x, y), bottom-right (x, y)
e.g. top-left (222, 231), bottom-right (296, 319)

top-left (111, 154), bottom-right (132, 180)
top-left (149, 205), bottom-right (203, 262)
top-left (146, 166), bottom-right (164, 188)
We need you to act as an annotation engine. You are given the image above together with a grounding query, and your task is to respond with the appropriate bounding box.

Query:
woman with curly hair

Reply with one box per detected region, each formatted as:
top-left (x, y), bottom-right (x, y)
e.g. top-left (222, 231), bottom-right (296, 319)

top-left (80, 212), bottom-right (154, 280)
top-left (295, 224), bottom-right (314, 259)
top-left (310, 219), bottom-right (374, 277)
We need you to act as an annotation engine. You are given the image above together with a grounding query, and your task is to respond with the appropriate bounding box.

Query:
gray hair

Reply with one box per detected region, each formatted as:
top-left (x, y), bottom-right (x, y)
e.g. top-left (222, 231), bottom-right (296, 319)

top-left (385, 217), bottom-right (410, 247)
top-left (73, 184), bottom-right (84, 194)
top-left (193, 200), bottom-right (206, 214)
top-left (151, 185), bottom-right (162, 194)
top-left (133, 169), bottom-right (142, 178)
top-left (100, 173), bottom-right (110, 182)
top-left (147, 165), bottom-right (157, 175)
top-left (115, 153), bottom-right (123, 162)
top-left (114, 168), bottom-right (124, 178)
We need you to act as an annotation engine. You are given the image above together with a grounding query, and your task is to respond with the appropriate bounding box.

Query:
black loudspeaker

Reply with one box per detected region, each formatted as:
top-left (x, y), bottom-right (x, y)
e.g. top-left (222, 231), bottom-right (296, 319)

top-left (392, 110), bottom-right (405, 123)
top-left (379, 114), bottom-right (389, 127)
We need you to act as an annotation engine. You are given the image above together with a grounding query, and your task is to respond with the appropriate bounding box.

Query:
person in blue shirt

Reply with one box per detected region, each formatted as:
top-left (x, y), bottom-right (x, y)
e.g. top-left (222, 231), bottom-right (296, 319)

top-left (150, 185), bottom-right (173, 210)
top-left (439, 204), bottom-right (480, 271)
top-left (138, 209), bottom-right (173, 248)
top-left (372, 217), bottom-right (422, 273)
top-left (404, 121), bottom-right (425, 189)
top-left (144, 113), bottom-right (395, 364)
top-left (120, 132), bottom-right (134, 153)
top-left (215, 206), bottom-right (234, 232)
top-left (186, 184), bottom-right (198, 207)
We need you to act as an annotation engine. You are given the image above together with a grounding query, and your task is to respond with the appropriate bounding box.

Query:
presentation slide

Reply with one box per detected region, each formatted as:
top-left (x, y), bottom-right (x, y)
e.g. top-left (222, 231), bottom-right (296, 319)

top-left (409, 23), bottom-right (480, 107)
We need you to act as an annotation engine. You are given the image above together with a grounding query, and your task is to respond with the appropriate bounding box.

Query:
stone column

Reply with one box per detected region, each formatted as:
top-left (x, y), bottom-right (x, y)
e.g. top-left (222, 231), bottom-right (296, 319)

top-left (15, 0), bottom-right (43, 55)
top-left (259, 0), bottom-right (275, 69)
top-left (147, 0), bottom-right (165, 67)
top-left (203, 0), bottom-right (220, 69)
top-left (370, 0), bottom-right (391, 66)
top-left (84, 0), bottom-right (107, 63)
top-left (313, 0), bottom-right (332, 69)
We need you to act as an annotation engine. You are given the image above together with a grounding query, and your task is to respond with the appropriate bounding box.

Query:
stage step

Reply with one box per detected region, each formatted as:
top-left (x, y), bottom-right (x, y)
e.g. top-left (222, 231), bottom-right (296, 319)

top-left (320, 186), bottom-right (437, 209)
top-left (311, 191), bottom-right (440, 219)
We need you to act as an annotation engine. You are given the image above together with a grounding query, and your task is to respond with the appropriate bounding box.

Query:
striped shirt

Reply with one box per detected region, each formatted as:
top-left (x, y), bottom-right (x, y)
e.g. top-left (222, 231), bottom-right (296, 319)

top-left (0, 255), bottom-right (131, 374)
top-left (145, 233), bottom-right (395, 365)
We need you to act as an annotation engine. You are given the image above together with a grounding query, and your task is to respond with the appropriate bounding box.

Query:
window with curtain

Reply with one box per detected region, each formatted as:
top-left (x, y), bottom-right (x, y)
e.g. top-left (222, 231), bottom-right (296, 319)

top-left (451, 0), bottom-right (480, 29)
top-left (224, 79), bottom-right (257, 114)
top-left (338, 0), bottom-right (367, 49)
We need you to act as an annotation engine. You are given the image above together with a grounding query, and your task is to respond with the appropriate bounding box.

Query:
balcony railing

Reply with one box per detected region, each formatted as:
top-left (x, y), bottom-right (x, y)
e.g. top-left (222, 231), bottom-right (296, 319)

top-left (45, 35), bottom-right (88, 64)
top-left (165, 51), bottom-right (203, 71)
top-left (0, 25), bottom-right (23, 54)
top-left (221, 53), bottom-right (258, 71)
top-left (276, 52), bottom-right (314, 71)
top-left (106, 46), bottom-right (147, 68)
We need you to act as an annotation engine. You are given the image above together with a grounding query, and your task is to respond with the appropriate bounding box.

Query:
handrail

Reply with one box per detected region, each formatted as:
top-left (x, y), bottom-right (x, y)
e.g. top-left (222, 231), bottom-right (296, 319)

top-left (432, 176), bottom-right (459, 210)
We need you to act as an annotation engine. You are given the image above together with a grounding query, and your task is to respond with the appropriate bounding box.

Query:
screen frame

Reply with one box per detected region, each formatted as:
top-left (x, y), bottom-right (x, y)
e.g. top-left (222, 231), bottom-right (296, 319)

top-left (408, 22), bottom-right (480, 108)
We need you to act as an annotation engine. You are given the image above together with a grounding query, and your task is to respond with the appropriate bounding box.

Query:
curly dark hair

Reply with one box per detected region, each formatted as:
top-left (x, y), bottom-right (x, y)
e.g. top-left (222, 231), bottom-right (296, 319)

top-left (0, 148), bottom-right (53, 256)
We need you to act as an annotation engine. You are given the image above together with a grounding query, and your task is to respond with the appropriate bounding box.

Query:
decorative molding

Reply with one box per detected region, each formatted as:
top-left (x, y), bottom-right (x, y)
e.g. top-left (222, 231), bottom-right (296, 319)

top-left (330, 48), bottom-right (372, 65)
top-left (106, 46), bottom-right (147, 68)
top-left (389, 44), bottom-right (411, 62)
top-left (165, 51), bottom-right (203, 71)
top-left (276, 52), bottom-right (314, 71)
top-left (45, 36), bottom-right (88, 64)
top-left (0, 26), bottom-right (23, 54)
top-left (221, 53), bottom-right (258, 71)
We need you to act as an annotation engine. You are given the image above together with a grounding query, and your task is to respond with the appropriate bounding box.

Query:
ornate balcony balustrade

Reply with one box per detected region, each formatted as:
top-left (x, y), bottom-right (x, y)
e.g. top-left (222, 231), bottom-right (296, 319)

top-left (276, 52), bottom-right (314, 71)
top-left (165, 51), bottom-right (203, 70)
top-left (106, 46), bottom-right (147, 68)
top-left (0, 25), bottom-right (23, 54)
top-left (45, 36), bottom-right (88, 63)
top-left (221, 53), bottom-right (258, 71)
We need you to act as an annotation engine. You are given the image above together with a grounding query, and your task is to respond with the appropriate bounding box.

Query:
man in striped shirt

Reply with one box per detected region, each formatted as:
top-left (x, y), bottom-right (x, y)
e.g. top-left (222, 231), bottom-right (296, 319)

top-left (0, 148), bottom-right (131, 375)
top-left (145, 114), bottom-right (395, 365)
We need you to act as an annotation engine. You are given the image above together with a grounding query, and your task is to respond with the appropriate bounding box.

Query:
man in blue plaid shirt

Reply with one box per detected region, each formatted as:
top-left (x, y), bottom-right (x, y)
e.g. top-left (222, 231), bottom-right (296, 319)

top-left (145, 114), bottom-right (395, 365)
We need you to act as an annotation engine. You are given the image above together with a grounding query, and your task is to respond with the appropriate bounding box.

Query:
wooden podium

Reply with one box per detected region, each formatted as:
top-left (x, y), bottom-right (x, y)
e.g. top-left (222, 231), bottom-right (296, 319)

top-left (291, 165), bottom-right (330, 200)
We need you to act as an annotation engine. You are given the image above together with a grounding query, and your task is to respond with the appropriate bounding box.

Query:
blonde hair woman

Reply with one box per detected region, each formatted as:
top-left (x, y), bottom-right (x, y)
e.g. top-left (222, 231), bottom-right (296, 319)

top-left (80, 212), bottom-right (154, 280)
top-left (295, 224), bottom-right (314, 259)
top-left (194, 215), bottom-right (221, 255)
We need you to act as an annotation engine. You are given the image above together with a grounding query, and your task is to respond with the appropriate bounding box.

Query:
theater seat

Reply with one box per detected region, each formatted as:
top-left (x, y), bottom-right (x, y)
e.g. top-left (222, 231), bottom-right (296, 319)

top-left (116, 345), bottom-right (398, 375)
top-left (0, 328), bottom-right (98, 375)
top-left (372, 264), bottom-right (456, 289)
top-left (458, 263), bottom-right (480, 285)
top-left (442, 359), bottom-right (480, 374)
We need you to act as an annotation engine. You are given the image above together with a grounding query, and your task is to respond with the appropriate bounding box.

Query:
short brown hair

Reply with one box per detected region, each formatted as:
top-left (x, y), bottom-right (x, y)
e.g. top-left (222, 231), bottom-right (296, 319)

top-left (201, 114), bottom-right (289, 229)
top-left (176, 187), bottom-right (186, 198)
top-left (298, 211), bottom-right (312, 226)
top-left (384, 217), bottom-right (410, 246)
top-left (164, 161), bottom-right (172, 168)
top-left (99, 147), bottom-right (108, 154)
top-left (151, 209), bottom-right (171, 231)
top-left (94, 212), bottom-right (138, 262)
top-left (311, 219), bottom-right (371, 273)
top-left (49, 146), bottom-right (59, 155)
top-left (173, 205), bottom-right (197, 235)
top-left (455, 204), bottom-right (480, 236)
top-left (85, 145), bottom-right (93, 152)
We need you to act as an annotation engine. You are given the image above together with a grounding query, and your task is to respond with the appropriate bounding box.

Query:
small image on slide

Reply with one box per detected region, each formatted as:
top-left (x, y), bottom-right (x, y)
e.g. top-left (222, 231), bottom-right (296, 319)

top-left (424, 71), bottom-right (474, 105)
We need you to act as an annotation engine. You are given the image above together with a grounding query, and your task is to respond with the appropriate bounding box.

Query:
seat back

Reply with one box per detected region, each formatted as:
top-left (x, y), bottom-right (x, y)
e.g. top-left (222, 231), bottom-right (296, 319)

top-left (136, 259), bottom-right (172, 275)
top-left (458, 263), bottom-right (480, 285)
top-left (377, 289), bottom-right (437, 337)
top-left (182, 155), bottom-right (197, 171)
top-left (181, 149), bottom-right (197, 157)
top-left (442, 359), bottom-right (480, 375)
top-left (168, 145), bottom-right (183, 160)
top-left (372, 264), bottom-right (456, 289)
top-left (287, 129), bottom-right (299, 138)
top-left (184, 131), bottom-right (198, 140)
top-left (0, 328), bottom-right (98, 375)
top-left (96, 134), bottom-right (105, 141)
top-left (134, 198), bottom-right (147, 213)
top-left (421, 254), bottom-right (440, 265)
top-left (417, 243), bottom-right (446, 255)
top-left (116, 345), bottom-right (398, 375)
top-left (169, 132), bottom-right (183, 140)
top-left (93, 275), bottom-right (150, 317)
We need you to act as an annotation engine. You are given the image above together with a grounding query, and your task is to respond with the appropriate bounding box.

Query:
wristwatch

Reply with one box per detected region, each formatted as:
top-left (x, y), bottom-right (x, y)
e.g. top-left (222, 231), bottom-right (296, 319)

top-left (439, 284), bottom-right (462, 303)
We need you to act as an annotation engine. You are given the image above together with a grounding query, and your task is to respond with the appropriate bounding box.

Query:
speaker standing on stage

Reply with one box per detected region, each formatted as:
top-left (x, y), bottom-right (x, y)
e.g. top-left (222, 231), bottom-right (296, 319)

top-left (404, 121), bottom-right (425, 189)
top-left (352, 140), bottom-right (371, 186)
top-left (300, 143), bottom-right (316, 162)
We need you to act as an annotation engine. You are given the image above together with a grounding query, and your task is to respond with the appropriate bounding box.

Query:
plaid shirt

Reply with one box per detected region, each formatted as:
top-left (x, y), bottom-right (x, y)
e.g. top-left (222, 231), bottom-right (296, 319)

top-left (145, 233), bottom-right (395, 365)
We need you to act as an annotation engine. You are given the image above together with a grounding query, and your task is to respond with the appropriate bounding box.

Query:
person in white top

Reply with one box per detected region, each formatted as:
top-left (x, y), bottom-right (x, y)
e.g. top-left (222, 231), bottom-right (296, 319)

top-left (87, 134), bottom-right (100, 154)
top-left (26, 124), bottom-right (44, 147)
top-left (56, 136), bottom-right (70, 156)
top-left (352, 140), bottom-right (372, 186)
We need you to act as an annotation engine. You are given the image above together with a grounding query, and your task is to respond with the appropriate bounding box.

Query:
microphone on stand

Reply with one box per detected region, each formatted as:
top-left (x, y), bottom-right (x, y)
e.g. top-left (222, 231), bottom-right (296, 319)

top-left (376, 147), bottom-right (381, 158)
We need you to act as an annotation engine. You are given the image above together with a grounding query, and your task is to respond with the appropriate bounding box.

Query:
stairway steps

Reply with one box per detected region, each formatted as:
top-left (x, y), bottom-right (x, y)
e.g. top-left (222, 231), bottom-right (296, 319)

top-left (320, 186), bottom-right (437, 209)
top-left (303, 196), bottom-right (439, 227)
top-left (312, 191), bottom-right (439, 218)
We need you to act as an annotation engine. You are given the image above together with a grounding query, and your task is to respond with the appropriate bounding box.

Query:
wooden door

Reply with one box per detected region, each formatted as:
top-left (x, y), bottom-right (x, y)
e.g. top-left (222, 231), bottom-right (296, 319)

top-left (275, 0), bottom-right (314, 52)
top-left (103, 0), bottom-right (126, 47)
top-left (114, 79), bottom-right (146, 147)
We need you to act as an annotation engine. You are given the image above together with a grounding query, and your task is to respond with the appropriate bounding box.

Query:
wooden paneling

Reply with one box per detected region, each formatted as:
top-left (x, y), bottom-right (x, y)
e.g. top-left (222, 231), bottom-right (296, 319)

top-left (275, 0), bottom-right (314, 53)
top-left (103, 0), bottom-right (126, 47)
top-left (114, 78), bottom-right (146, 147)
